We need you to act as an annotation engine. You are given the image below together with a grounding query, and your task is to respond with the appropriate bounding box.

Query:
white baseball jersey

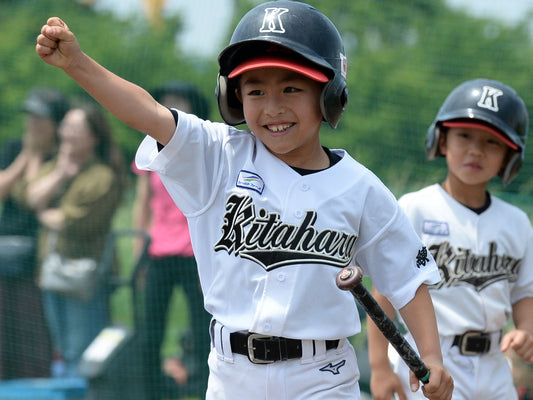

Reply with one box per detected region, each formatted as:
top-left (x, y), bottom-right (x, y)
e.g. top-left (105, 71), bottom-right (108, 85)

top-left (398, 183), bottom-right (533, 336)
top-left (136, 110), bottom-right (440, 340)
top-left (390, 183), bottom-right (532, 399)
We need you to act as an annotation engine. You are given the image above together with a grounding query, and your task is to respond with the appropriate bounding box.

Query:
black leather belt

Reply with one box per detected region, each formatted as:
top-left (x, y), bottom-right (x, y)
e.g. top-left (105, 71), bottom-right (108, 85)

top-left (230, 332), bottom-right (339, 364)
top-left (452, 331), bottom-right (500, 356)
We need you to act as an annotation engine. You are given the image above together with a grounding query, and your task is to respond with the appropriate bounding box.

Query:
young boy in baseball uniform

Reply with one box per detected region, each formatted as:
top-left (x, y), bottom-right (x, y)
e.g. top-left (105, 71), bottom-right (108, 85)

top-left (35, 1), bottom-right (453, 399)
top-left (368, 79), bottom-right (533, 400)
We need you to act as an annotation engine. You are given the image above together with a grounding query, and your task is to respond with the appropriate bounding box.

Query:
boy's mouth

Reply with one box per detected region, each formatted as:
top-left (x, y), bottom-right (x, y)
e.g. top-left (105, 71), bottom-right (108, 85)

top-left (266, 123), bottom-right (293, 133)
top-left (464, 162), bottom-right (482, 171)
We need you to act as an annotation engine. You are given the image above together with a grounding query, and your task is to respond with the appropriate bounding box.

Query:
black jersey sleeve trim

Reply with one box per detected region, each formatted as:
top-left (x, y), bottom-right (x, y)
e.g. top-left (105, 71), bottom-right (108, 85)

top-left (156, 107), bottom-right (179, 152)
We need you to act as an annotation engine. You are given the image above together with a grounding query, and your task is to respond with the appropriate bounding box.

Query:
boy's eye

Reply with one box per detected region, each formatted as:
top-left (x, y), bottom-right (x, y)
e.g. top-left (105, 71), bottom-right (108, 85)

top-left (487, 139), bottom-right (504, 147)
top-left (247, 89), bottom-right (264, 96)
top-left (284, 86), bottom-right (300, 93)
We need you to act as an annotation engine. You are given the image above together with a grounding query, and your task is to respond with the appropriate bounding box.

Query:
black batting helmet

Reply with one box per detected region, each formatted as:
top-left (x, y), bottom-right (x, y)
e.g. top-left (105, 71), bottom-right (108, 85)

top-left (426, 78), bottom-right (529, 184)
top-left (216, 1), bottom-right (348, 128)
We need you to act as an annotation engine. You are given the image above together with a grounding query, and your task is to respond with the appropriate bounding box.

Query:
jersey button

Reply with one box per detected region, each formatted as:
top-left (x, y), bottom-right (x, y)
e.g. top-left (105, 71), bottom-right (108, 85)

top-left (277, 273), bottom-right (286, 282)
top-left (263, 323), bottom-right (271, 332)
top-left (294, 210), bottom-right (303, 218)
top-left (301, 184), bottom-right (310, 191)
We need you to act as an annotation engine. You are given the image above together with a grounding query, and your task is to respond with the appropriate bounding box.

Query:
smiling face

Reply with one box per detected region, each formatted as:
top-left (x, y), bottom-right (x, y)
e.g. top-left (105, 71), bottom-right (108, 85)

top-left (238, 67), bottom-right (327, 169)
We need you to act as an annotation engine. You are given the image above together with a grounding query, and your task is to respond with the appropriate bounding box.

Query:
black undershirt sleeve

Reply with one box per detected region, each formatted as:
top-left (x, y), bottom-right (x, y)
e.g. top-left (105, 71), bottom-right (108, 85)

top-left (156, 107), bottom-right (179, 152)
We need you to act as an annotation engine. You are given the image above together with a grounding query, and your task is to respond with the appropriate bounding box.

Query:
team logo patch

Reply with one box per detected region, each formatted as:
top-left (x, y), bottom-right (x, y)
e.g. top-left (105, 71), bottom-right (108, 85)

top-left (319, 360), bottom-right (346, 375)
top-left (416, 247), bottom-right (430, 269)
top-left (423, 220), bottom-right (449, 236)
top-left (260, 7), bottom-right (289, 33)
top-left (214, 194), bottom-right (357, 271)
top-left (429, 241), bottom-right (521, 291)
top-left (236, 170), bottom-right (264, 194)
top-left (477, 85), bottom-right (503, 112)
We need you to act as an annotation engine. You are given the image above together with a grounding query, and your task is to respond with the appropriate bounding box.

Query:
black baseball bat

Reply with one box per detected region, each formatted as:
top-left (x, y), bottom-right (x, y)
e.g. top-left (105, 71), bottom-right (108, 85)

top-left (336, 266), bottom-right (430, 384)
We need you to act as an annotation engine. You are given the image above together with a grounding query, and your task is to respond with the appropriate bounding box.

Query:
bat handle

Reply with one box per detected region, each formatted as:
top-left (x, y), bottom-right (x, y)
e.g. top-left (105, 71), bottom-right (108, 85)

top-left (419, 369), bottom-right (431, 384)
top-left (354, 282), bottom-right (431, 384)
top-left (337, 266), bottom-right (431, 384)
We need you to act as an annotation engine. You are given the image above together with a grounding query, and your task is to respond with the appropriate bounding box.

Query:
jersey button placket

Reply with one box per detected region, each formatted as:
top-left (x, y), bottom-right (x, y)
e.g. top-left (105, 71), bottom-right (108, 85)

top-left (294, 182), bottom-right (311, 219)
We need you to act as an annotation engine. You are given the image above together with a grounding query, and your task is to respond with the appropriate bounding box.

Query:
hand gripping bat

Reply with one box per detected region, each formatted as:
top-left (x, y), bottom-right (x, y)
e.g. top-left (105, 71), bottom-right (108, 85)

top-left (336, 266), bottom-right (430, 384)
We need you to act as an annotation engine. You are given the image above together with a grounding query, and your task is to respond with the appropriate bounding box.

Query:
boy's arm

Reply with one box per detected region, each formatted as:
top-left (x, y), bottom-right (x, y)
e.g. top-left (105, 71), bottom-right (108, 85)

top-left (367, 287), bottom-right (408, 400)
top-left (36, 17), bottom-right (176, 145)
top-left (501, 297), bottom-right (533, 363)
top-left (398, 284), bottom-right (454, 400)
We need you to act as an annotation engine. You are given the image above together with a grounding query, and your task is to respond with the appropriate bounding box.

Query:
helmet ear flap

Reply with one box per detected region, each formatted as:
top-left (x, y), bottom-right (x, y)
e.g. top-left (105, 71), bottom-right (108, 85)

top-left (425, 123), bottom-right (442, 160)
top-left (500, 152), bottom-right (522, 185)
top-left (216, 74), bottom-right (245, 126)
top-left (320, 74), bottom-right (348, 129)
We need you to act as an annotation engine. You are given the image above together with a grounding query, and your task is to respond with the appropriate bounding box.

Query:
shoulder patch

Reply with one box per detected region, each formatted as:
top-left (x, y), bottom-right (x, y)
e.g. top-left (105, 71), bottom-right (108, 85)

top-left (423, 220), bottom-right (449, 236)
top-left (236, 170), bottom-right (264, 194)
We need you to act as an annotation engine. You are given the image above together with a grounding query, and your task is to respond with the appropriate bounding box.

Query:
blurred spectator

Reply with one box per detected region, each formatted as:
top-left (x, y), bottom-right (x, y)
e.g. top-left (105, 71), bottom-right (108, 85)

top-left (131, 81), bottom-right (212, 399)
top-left (0, 87), bottom-right (68, 379)
top-left (26, 100), bottom-right (126, 377)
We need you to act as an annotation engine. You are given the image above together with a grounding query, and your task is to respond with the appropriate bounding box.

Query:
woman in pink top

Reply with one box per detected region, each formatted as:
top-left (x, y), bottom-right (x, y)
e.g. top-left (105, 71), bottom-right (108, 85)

top-left (131, 82), bottom-right (212, 400)
top-left (133, 165), bottom-right (193, 258)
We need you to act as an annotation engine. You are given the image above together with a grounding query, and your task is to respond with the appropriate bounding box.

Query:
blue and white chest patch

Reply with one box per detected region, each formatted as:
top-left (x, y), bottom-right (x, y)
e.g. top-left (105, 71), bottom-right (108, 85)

top-left (236, 170), bottom-right (265, 194)
top-left (423, 220), bottom-right (449, 236)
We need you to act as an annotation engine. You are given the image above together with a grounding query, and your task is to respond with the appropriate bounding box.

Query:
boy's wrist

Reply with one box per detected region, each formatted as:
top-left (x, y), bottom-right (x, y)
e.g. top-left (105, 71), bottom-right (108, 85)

top-left (420, 356), bottom-right (443, 368)
top-left (369, 358), bottom-right (395, 372)
top-left (63, 51), bottom-right (89, 78)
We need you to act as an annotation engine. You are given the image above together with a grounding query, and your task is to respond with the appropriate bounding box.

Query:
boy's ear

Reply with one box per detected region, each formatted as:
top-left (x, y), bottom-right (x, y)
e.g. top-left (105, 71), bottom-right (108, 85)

top-left (234, 88), bottom-right (242, 103)
top-left (438, 129), bottom-right (447, 155)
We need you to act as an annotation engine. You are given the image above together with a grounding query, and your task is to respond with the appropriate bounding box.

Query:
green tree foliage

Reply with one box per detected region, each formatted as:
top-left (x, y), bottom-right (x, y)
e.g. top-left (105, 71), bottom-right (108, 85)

top-left (307, 0), bottom-right (533, 200)
top-left (0, 0), bottom-right (219, 160)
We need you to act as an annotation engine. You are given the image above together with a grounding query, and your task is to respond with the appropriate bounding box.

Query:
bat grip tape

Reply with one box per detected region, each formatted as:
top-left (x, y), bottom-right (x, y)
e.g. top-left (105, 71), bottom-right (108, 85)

top-left (420, 370), bottom-right (430, 384)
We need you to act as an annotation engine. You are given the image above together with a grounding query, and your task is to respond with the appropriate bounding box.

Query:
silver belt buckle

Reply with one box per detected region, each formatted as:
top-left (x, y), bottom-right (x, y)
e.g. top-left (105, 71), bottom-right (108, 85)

top-left (460, 331), bottom-right (490, 356)
top-left (247, 333), bottom-right (275, 364)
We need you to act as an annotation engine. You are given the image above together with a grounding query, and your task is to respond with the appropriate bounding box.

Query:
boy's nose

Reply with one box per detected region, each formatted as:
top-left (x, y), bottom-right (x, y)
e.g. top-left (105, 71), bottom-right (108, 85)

top-left (264, 96), bottom-right (286, 116)
top-left (467, 140), bottom-right (485, 155)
